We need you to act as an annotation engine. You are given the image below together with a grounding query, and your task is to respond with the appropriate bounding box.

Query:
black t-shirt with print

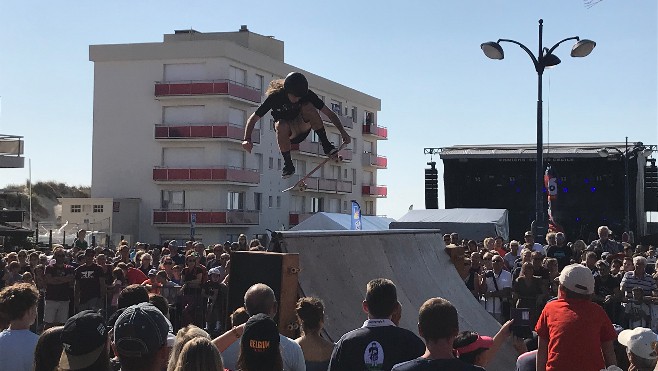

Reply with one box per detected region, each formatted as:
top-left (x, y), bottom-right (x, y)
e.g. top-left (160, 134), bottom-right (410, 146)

top-left (329, 324), bottom-right (425, 371)
top-left (255, 89), bottom-right (325, 121)
top-left (392, 357), bottom-right (485, 371)
top-left (75, 263), bottom-right (105, 302)
top-left (546, 245), bottom-right (573, 271)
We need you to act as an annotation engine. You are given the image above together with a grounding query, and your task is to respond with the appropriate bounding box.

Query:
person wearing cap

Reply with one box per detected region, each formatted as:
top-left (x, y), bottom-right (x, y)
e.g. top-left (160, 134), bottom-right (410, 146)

top-left (58, 310), bottom-right (110, 370)
top-left (213, 283), bottom-right (305, 371)
top-left (141, 269), bottom-right (162, 294)
top-left (329, 278), bottom-right (425, 371)
top-left (593, 259), bottom-right (622, 323)
top-left (168, 240), bottom-right (185, 266)
top-left (618, 327), bottom-right (658, 371)
top-left (236, 313), bottom-right (284, 371)
top-left (113, 302), bottom-right (173, 371)
top-left (204, 267), bottom-right (225, 334)
top-left (74, 248), bottom-right (106, 313)
top-left (453, 321), bottom-right (514, 368)
top-left (392, 297), bottom-right (483, 371)
top-left (535, 264), bottom-right (618, 371)
top-left (0, 283), bottom-right (40, 371)
top-left (523, 231), bottom-right (546, 255)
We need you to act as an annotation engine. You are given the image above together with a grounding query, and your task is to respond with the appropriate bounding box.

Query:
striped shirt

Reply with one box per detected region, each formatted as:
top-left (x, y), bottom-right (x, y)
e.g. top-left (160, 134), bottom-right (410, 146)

top-left (620, 271), bottom-right (657, 296)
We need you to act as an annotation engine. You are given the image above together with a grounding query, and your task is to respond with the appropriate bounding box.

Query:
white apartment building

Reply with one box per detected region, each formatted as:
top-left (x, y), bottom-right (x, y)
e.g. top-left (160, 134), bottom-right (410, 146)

top-left (89, 26), bottom-right (387, 244)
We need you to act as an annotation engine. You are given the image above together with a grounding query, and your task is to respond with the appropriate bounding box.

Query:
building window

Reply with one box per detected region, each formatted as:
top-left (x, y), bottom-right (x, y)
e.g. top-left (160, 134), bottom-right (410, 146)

top-left (343, 200), bottom-right (348, 212)
top-left (71, 205), bottom-right (81, 213)
top-left (352, 169), bottom-right (357, 186)
top-left (93, 205), bottom-right (104, 213)
top-left (256, 74), bottom-right (265, 93)
top-left (351, 106), bottom-right (357, 123)
top-left (276, 196), bottom-right (281, 208)
top-left (254, 192), bottom-right (262, 212)
top-left (365, 201), bottom-right (375, 215)
top-left (269, 157), bottom-right (274, 169)
top-left (228, 192), bottom-right (244, 210)
top-left (277, 159), bottom-right (282, 170)
top-left (268, 196), bottom-right (273, 208)
top-left (229, 66), bottom-right (247, 85)
top-left (162, 190), bottom-right (185, 209)
top-left (364, 111), bottom-right (374, 125)
top-left (255, 153), bottom-right (263, 174)
top-left (311, 131), bottom-right (319, 143)
top-left (311, 197), bottom-right (323, 212)
top-left (331, 100), bottom-right (342, 115)
top-left (270, 119), bottom-right (275, 131)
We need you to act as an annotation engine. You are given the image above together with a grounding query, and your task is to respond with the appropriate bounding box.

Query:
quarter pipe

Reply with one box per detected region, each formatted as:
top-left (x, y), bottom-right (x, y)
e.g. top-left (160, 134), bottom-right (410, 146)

top-left (279, 229), bottom-right (517, 370)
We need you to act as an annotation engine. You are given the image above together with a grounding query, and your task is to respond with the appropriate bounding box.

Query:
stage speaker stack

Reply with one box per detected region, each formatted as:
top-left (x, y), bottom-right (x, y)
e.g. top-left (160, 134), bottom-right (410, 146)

top-left (645, 158), bottom-right (658, 211)
top-left (227, 251), bottom-right (300, 338)
top-left (425, 161), bottom-right (439, 209)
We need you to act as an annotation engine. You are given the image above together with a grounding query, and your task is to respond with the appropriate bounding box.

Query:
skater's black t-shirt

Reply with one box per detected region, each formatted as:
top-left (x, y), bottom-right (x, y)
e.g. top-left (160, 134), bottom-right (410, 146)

top-left (546, 245), bottom-right (573, 271)
top-left (255, 89), bottom-right (325, 121)
top-left (329, 321), bottom-right (425, 371)
top-left (392, 357), bottom-right (485, 371)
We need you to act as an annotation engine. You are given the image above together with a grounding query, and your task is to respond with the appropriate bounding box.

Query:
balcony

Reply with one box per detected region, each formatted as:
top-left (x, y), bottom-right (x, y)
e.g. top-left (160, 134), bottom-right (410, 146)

top-left (362, 123), bottom-right (388, 140)
top-left (153, 209), bottom-right (259, 226)
top-left (319, 112), bottom-right (354, 130)
top-left (154, 123), bottom-right (260, 144)
top-left (0, 134), bottom-right (24, 168)
top-left (362, 153), bottom-right (387, 169)
top-left (289, 212), bottom-right (316, 226)
top-left (154, 80), bottom-right (261, 105)
top-left (362, 184), bottom-right (388, 198)
top-left (152, 166), bottom-right (260, 185)
top-left (288, 176), bottom-right (353, 194)
top-left (290, 141), bottom-right (353, 161)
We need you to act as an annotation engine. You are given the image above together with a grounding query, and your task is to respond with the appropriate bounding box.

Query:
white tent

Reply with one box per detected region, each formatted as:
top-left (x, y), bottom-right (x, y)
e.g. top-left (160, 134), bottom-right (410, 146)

top-left (390, 208), bottom-right (509, 241)
top-left (290, 212), bottom-right (395, 231)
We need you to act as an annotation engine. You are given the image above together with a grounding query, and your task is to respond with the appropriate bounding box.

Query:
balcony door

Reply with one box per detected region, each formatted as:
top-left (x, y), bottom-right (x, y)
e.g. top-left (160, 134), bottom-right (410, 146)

top-left (228, 108), bottom-right (246, 127)
top-left (229, 66), bottom-right (247, 85)
top-left (162, 147), bottom-right (205, 167)
top-left (163, 105), bottom-right (205, 125)
top-left (162, 190), bottom-right (185, 210)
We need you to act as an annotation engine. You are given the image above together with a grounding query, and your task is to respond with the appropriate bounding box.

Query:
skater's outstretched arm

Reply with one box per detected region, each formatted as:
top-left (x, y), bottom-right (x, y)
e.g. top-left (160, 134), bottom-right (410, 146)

top-left (320, 106), bottom-right (351, 145)
top-left (242, 113), bottom-right (261, 153)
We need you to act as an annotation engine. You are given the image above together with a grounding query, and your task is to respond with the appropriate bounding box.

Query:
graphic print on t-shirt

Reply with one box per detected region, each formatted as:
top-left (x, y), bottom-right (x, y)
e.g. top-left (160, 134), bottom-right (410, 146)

top-left (364, 341), bottom-right (384, 371)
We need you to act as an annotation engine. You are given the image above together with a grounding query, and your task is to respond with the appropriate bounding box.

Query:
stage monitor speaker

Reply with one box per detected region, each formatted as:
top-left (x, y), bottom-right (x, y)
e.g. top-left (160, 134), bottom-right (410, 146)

top-left (645, 160), bottom-right (658, 211)
top-left (425, 162), bottom-right (439, 209)
top-left (227, 251), bottom-right (300, 338)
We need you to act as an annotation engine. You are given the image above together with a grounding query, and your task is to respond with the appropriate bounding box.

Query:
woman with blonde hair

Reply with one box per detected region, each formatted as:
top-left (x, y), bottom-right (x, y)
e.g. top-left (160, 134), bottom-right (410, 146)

top-left (174, 337), bottom-right (224, 371)
top-left (167, 325), bottom-right (211, 371)
top-left (241, 72), bottom-right (350, 179)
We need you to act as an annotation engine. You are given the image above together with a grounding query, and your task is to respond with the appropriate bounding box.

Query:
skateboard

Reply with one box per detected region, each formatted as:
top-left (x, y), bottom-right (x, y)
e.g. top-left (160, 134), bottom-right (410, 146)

top-left (282, 142), bottom-right (347, 193)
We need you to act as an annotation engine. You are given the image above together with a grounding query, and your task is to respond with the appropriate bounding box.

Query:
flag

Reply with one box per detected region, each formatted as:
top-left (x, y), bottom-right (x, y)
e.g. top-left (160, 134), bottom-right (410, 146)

top-left (351, 200), bottom-right (362, 230)
top-left (544, 164), bottom-right (562, 232)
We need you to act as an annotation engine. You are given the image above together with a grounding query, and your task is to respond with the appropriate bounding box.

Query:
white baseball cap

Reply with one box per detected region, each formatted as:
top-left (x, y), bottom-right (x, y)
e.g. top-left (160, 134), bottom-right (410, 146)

top-left (559, 264), bottom-right (594, 295)
top-left (618, 327), bottom-right (658, 359)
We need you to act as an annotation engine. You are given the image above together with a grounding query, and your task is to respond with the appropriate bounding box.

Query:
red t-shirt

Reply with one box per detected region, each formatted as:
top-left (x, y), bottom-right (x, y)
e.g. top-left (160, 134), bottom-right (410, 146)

top-left (126, 267), bottom-right (148, 285)
top-left (535, 298), bottom-right (617, 371)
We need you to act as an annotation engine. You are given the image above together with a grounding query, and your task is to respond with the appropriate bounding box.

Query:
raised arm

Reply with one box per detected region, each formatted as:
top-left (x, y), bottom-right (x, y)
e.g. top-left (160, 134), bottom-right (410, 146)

top-left (242, 113), bottom-right (261, 153)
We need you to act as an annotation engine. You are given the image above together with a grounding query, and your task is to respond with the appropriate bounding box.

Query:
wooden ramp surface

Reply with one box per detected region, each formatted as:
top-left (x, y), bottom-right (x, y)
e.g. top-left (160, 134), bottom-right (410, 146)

top-left (279, 229), bottom-right (517, 371)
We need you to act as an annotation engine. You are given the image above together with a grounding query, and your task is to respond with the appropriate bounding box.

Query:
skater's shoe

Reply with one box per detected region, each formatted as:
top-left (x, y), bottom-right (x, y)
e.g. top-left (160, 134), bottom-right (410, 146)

top-left (323, 144), bottom-right (339, 158)
top-left (281, 164), bottom-right (295, 179)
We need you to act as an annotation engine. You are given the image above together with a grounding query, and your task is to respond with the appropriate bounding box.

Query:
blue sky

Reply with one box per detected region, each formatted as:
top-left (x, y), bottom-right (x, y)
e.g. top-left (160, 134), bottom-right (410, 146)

top-left (0, 0), bottom-right (656, 220)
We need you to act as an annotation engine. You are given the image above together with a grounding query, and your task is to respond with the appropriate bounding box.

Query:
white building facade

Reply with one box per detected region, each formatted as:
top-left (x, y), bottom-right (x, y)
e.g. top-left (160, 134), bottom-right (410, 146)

top-left (89, 27), bottom-right (387, 244)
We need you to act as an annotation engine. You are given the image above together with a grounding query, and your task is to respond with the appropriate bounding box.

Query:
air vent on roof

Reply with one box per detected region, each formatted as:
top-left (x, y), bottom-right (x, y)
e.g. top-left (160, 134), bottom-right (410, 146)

top-left (240, 25), bottom-right (249, 32)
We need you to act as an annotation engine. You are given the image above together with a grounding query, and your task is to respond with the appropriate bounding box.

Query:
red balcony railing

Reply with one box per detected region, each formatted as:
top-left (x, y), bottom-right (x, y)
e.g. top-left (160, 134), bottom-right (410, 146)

top-left (362, 184), bottom-right (388, 198)
top-left (154, 80), bottom-right (261, 104)
top-left (362, 123), bottom-right (388, 139)
top-left (319, 112), bottom-right (354, 130)
top-left (290, 141), bottom-right (353, 161)
top-left (154, 124), bottom-right (260, 143)
top-left (289, 212), bottom-right (316, 226)
top-left (153, 209), bottom-right (259, 225)
top-left (153, 167), bottom-right (260, 185)
top-left (362, 153), bottom-right (387, 168)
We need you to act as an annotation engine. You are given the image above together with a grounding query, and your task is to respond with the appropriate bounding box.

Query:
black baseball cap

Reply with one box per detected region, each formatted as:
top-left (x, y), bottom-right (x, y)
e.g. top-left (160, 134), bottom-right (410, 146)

top-left (59, 310), bottom-right (107, 370)
top-left (113, 303), bottom-right (171, 357)
top-left (241, 314), bottom-right (280, 360)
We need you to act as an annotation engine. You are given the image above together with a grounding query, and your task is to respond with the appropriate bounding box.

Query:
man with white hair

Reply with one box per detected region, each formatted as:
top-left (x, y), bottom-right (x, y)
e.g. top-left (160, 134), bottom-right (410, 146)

top-left (620, 256), bottom-right (658, 299)
top-left (617, 327), bottom-right (658, 371)
top-left (588, 226), bottom-right (622, 256)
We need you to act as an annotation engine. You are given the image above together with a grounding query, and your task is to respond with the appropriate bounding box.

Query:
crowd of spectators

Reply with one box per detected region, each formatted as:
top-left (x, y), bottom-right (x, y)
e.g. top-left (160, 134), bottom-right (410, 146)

top-left (1, 226), bottom-right (658, 370)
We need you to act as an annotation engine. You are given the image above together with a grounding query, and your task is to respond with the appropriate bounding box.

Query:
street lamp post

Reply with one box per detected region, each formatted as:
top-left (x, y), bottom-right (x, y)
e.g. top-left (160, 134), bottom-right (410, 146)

top-left (481, 19), bottom-right (596, 240)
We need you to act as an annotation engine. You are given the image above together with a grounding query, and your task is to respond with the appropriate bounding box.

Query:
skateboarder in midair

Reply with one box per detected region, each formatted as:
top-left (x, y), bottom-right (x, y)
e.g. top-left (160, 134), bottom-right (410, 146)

top-left (242, 72), bottom-right (351, 178)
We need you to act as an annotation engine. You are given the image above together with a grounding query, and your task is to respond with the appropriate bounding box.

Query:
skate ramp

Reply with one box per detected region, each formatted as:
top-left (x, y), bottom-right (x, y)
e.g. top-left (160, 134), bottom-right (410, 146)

top-left (279, 229), bottom-right (517, 371)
